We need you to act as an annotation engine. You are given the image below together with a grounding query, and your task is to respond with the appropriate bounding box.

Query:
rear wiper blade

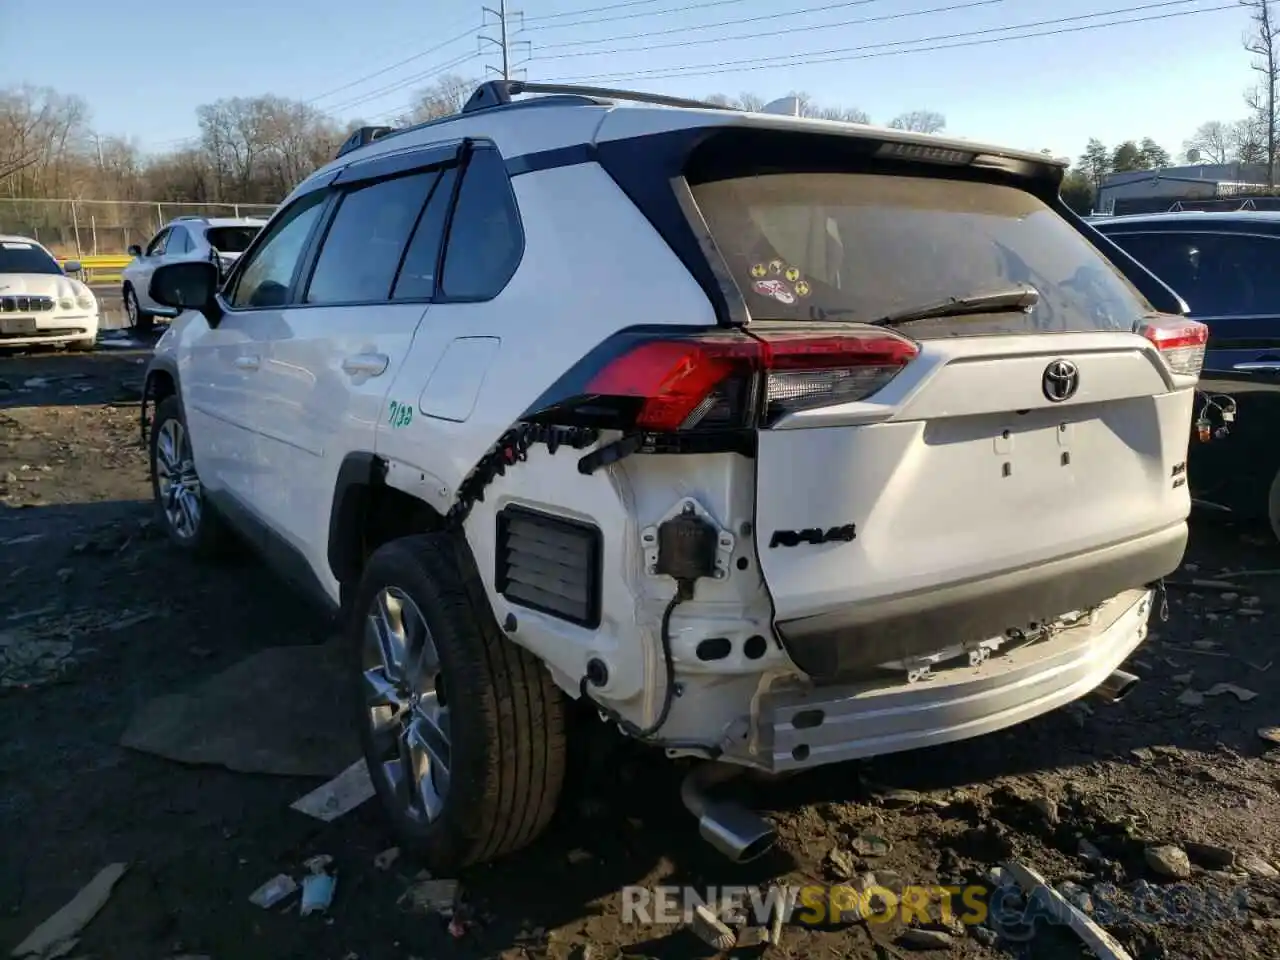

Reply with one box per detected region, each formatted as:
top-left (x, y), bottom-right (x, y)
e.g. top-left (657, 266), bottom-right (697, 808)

top-left (871, 286), bottom-right (1040, 327)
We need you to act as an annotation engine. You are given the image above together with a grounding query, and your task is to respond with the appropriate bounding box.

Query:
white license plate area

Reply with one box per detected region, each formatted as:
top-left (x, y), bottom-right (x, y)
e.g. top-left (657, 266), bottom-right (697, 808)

top-left (0, 317), bottom-right (37, 335)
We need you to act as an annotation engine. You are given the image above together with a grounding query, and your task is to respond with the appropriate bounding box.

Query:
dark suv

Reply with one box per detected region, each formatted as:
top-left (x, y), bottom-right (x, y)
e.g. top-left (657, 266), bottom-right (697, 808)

top-left (1092, 211), bottom-right (1280, 539)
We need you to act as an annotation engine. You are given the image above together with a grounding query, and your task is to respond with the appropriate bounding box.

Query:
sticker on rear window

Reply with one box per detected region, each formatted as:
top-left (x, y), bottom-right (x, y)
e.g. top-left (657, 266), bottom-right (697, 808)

top-left (794, 280), bottom-right (811, 298)
top-left (1, 242), bottom-right (34, 250)
top-left (754, 279), bottom-right (796, 305)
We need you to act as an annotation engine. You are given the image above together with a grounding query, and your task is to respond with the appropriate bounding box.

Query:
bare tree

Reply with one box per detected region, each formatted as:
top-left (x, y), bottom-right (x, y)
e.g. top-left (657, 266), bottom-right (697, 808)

top-left (888, 110), bottom-right (946, 134)
top-left (1243, 0), bottom-right (1280, 187)
top-left (401, 74), bottom-right (477, 124)
top-left (1231, 115), bottom-right (1268, 163)
top-left (705, 90), bottom-right (868, 121)
top-left (1183, 120), bottom-right (1231, 163)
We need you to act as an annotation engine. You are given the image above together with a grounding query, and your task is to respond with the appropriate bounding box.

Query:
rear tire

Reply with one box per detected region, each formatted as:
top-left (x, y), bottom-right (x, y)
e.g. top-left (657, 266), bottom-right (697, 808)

top-left (148, 396), bottom-right (231, 558)
top-left (1267, 469), bottom-right (1280, 544)
top-left (351, 533), bottom-right (567, 873)
top-left (124, 285), bottom-right (155, 335)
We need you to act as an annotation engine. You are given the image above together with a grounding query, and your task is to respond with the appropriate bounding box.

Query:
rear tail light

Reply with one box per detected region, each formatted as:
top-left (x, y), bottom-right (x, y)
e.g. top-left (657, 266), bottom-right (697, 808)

top-left (1139, 316), bottom-right (1208, 378)
top-left (521, 325), bottom-right (919, 432)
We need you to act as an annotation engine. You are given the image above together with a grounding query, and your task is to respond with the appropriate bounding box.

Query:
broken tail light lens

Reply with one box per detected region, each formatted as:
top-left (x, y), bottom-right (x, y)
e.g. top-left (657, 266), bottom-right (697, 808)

top-left (521, 325), bottom-right (919, 432)
top-left (1139, 316), bottom-right (1208, 378)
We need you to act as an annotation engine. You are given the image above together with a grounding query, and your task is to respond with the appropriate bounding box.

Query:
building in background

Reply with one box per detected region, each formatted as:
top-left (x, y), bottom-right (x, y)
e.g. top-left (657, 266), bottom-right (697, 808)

top-left (1096, 163), bottom-right (1272, 216)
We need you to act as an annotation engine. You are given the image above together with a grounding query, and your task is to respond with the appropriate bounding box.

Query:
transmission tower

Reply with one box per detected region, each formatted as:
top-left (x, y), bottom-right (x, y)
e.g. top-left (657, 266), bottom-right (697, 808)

top-left (479, 0), bottom-right (530, 80)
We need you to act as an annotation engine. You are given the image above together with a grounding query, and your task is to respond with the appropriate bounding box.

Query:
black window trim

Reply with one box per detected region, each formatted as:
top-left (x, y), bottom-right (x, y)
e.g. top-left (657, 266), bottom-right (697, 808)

top-left (435, 138), bottom-right (526, 304)
top-left (218, 188), bottom-right (336, 313)
top-left (217, 168), bottom-right (343, 302)
top-left (217, 136), bottom-right (526, 314)
top-left (293, 144), bottom-right (465, 309)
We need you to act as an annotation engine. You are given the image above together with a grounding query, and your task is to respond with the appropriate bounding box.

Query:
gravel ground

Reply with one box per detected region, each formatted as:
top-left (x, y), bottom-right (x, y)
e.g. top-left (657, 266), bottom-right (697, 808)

top-left (3, 348), bottom-right (1280, 960)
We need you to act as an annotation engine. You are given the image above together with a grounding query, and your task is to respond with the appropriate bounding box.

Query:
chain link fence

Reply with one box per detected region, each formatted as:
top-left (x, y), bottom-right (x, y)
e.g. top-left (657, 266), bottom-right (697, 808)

top-left (0, 199), bottom-right (279, 258)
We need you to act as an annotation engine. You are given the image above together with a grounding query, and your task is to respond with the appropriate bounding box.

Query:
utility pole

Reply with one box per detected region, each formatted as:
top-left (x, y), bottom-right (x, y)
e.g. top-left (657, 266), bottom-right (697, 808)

top-left (480, 0), bottom-right (529, 81)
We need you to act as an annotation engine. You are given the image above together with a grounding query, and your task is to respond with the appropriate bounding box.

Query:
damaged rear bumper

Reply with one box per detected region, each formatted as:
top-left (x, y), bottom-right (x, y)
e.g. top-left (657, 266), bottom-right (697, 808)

top-left (736, 587), bottom-right (1153, 773)
top-left (775, 522), bottom-right (1185, 681)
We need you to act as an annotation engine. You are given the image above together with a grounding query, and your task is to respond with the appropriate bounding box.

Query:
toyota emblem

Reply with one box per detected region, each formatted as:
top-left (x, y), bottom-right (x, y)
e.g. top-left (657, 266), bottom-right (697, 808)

top-left (1042, 359), bottom-right (1079, 403)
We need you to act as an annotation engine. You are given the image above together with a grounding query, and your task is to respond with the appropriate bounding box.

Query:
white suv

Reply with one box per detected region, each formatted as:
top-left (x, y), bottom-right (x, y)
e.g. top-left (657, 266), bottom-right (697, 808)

top-left (139, 81), bottom-right (1205, 872)
top-left (122, 216), bottom-right (264, 334)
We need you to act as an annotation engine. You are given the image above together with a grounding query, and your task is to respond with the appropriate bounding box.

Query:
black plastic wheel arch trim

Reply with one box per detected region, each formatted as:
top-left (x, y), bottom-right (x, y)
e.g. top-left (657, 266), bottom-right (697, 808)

top-left (328, 452), bottom-right (388, 585)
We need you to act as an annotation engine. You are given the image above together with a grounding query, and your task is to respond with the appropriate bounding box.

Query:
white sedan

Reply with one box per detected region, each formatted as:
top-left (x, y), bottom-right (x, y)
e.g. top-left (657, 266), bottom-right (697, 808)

top-left (0, 235), bottom-right (99, 350)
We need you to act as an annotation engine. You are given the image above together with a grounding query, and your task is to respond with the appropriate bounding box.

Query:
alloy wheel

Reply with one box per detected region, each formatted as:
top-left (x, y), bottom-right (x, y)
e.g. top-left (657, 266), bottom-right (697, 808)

top-left (154, 418), bottom-right (202, 539)
top-left (362, 586), bottom-right (452, 823)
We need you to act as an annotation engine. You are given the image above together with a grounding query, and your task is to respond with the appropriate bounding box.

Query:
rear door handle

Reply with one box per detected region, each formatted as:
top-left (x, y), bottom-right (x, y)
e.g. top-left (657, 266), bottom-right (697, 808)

top-left (342, 353), bottom-right (389, 377)
top-left (1232, 361), bottom-right (1280, 372)
top-left (233, 355), bottom-right (260, 371)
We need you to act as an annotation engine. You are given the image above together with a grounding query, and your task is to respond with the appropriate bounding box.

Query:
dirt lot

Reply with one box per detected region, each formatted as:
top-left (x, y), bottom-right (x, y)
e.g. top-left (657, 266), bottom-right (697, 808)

top-left (4, 347), bottom-right (1280, 960)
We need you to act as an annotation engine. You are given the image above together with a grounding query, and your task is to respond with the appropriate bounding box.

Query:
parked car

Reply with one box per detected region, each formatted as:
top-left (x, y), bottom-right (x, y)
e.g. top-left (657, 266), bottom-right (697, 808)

top-left (122, 216), bottom-right (265, 334)
top-left (0, 235), bottom-right (99, 351)
top-left (1091, 211), bottom-right (1280, 538)
top-left (138, 80), bottom-right (1203, 873)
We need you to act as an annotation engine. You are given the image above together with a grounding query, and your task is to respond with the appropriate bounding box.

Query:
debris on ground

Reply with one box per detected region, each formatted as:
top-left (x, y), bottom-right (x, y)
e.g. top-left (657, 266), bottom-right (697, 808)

top-left (825, 846), bottom-right (857, 879)
top-left (1204, 682), bottom-right (1258, 702)
top-left (565, 848), bottom-right (593, 865)
top-left (11, 862), bottom-right (128, 959)
top-left (290, 759), bottom-right (375, 821)
top-left (1177, 688), bottom-right (1206, 706)
top-left (373, 847), bottom-right (400, 870)
top-left (1145, 844), bottom-right (1193, 879)
top-left (1239, 855), bottom-right (1280, 878)
top-left (1184, 841), bottom-right (1235, 869)
top-left (249, 874), bottom-right (298, 909)
top-left (1002, 860), bottom-right (1134, 960)
top-left (850, 832), bottom-right (892, 858)
top-left (1259, 726), bottom-right (1280, 745)
top-left (689, 903), bottom-right (736, 950)
top-left (300, 870), bottom-right (336, 917)
top-left (898, 928), bottom-right (954, 950)
top-left (400, 878), bottom-right (460, 917)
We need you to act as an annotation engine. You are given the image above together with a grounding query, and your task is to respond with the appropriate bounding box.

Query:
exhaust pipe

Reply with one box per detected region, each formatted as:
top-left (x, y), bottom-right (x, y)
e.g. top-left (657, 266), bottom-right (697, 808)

top-left (1092, 669), bottom-right (1140, 703)
top-left (680, 762), bottom-right (778, 863)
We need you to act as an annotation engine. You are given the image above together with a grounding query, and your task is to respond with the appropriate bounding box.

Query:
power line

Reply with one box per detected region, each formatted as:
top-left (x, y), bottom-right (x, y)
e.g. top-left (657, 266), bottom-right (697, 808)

top-left (325, 51), bottom-right (482, 115)
top-left (305, 22), bottom-right (480, 104)
top-left (530, 0), bottom-right (892, 49)
top-left (521, 0), bottom-right (666, 22)
top-left (522, 0), bottom-right (759, 31)
top-left (534, 0), bottom-right (1011, 61)
top-left (539, 0), bottom-right (1234, 84)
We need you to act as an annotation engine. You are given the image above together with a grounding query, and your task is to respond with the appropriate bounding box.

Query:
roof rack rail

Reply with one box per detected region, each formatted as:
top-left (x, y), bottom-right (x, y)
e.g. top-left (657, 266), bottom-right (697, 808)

top-left (461, 80), bottom-right (737, 114)
top-left (335, 124), bottom-right (396, 160)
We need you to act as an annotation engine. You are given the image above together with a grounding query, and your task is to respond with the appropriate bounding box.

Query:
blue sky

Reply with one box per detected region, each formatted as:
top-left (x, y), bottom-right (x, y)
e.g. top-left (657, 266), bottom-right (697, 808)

top-left (0, 0), bottom-right (1257, 162)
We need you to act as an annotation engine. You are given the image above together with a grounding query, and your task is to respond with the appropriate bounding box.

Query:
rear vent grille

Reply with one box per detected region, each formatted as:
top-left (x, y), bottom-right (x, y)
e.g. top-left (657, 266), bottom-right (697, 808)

top-left (495, 505), bottom-right (602, 628)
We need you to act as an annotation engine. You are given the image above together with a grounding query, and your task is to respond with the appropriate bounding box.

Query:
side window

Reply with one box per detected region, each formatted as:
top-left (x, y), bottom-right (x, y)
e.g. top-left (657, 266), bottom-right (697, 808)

top-left (229, 192), bottom-right (328, 309)
top-left (146, 229), bottom-right (169, 257)
top-left (305, 171), bottom-right (438, 305)
top-left (392, 166), bottom-right (457, 300)
top-left (167, 226), bottom-right (190, 255)
top-left (1110, 232), bottom-right (1280, 316)
top-left (440, 147), bottom-right (523, 300)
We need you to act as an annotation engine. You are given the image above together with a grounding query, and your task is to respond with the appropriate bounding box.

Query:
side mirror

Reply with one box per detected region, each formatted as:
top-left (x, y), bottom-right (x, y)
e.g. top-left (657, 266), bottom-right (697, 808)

top-left (149, 261), bottom-right (223, 327)
top-left (127, 245), bottom-right (143, 258)
top-left (62, 260), bottom-right (82, 275)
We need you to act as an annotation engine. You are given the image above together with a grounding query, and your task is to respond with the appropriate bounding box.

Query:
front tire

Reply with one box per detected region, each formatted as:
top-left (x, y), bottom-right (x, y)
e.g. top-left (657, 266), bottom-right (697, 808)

top-left (148, 396), bottom-right (229, 557)
top-left (351, 534), bottom-right (567, 873)
top-left (124, 285), bottom-right (155, 335)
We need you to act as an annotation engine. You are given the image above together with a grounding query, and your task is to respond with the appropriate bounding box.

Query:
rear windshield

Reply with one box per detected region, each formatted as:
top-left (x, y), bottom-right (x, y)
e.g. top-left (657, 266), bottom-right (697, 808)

top-left (0, 240), bottom-right (60, 275)
top-left (692, 173), bottom-right (1152, 335)
top-left (205, 226), bottom-right (260, 254)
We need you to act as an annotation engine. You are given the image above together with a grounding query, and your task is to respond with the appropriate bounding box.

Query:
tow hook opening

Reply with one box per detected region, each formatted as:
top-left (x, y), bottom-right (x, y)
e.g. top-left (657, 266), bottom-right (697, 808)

top-left (680, 762), bottom-right (778, 863)
top-left (1092, 668), bottom-right (1139, 703)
